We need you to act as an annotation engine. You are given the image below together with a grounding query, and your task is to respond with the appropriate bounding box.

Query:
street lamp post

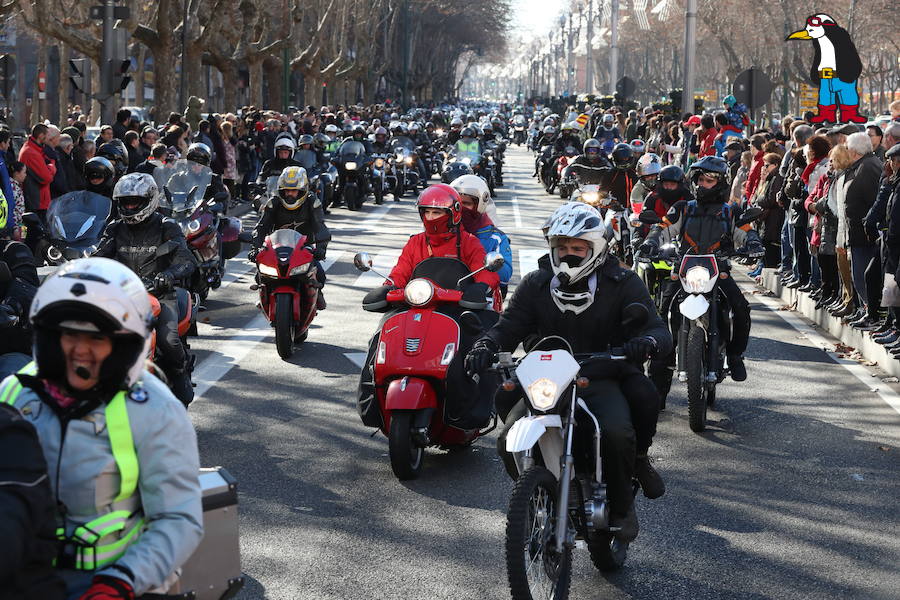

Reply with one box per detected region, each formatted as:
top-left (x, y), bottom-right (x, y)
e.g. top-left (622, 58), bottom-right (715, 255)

top-left (681, 0), bottom-right (697, 115)
top-left (585, 0), bottom-right (594, 95)
top-left (609, 0), bottom-right (619, 95)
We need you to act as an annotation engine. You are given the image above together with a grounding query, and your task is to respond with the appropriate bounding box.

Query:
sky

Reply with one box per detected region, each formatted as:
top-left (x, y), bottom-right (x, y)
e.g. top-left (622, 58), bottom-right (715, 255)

top-left (511, 0), bottom-right (565, 38)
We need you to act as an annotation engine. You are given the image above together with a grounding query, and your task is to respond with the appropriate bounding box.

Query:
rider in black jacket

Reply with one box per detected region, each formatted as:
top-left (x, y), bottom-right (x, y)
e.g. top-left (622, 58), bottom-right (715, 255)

top-left (248, 166), bottom-right (331, 310)
top-left (567, 138), bottom-right (612, 185)
top-left (0, 239), bottom-right (40, 379)
top-left (94, 173), bottom-right (197, 406)
top-left (466, 202), bottom-right (671, 542)
top-left (257, 137), bottom-right (301, 184)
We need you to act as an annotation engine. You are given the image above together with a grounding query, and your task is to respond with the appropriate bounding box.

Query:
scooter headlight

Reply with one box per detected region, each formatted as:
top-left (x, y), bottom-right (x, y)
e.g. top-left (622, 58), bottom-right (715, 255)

top-left (683, 265), bottom-right (714, 293)
top-left (289, 262), bottom-right (312, 276)
top-left (527, 377), bottom-right (559, 411)
top-left (258, 263), bottom-right (279, 277)
top-left (345, 161), bottom-right (358, 170)
top-left (404, 278), bottom-right (434, 306)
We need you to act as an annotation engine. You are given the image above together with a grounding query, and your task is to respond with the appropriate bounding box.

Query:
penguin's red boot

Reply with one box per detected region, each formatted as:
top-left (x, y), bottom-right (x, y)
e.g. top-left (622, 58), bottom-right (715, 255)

top-left (839, 105), bottom-right (866, 123)
top-left (809, 104), bottom-right (837, 124)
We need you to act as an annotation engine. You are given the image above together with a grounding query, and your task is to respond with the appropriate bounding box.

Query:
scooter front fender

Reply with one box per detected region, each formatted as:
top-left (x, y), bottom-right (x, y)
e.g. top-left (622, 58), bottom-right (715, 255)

top-left (505, 415), bottom-right (562, 453)
top-left (385, 376), bottom-right (438, 411)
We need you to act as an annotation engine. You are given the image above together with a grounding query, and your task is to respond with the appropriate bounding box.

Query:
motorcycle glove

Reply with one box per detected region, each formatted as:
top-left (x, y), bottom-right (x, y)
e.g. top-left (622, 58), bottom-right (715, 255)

top-left (462, 282), bottom-right (490, 304)
top-left (465, 338), bottom-right (498, 379)
top-left (313, 247), bottom-right (327, 261)
top-left (639, 241), bottom-right (659, 257)
top-left (78, 575), bottom-right (135, 600)
top-left (153, 271), bottom-right (175, 293)
top-left (623, 336), bottom-right (658, 362)
top-left (247, 247), bottom-right (259, 263)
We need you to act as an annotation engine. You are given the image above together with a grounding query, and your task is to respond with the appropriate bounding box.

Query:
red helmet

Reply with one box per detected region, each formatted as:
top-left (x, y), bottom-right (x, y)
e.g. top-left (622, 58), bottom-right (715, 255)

top-left (416, 184), bottom-right (462, 225)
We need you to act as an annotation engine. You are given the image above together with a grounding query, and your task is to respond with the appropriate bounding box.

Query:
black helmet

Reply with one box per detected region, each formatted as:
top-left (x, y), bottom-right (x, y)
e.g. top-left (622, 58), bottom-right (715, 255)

top-left (425, 121), bottom-right (435, 130)
top-left (352, 125), bottom-right (365, 137)
top-left (84, 156), bottom-right (115, 186)
top-left (658, 165), bottom-right (685, 184)
top-left (460, 127), bottom-right (475, 138)
top-left (186, 142), bottom-right (212, 166)
top-left (313, 133), bottom-right (329, 149)
top-left (688, 155), bottom-right (729, 201)
top-left (442, 161), bottom-right (474, 183)
top-left (610, 143), bottom-right (633, 169)
top-left (298, 134), bottom-right (314, 147)
top-left (97, 140), bottom-right (128, 179)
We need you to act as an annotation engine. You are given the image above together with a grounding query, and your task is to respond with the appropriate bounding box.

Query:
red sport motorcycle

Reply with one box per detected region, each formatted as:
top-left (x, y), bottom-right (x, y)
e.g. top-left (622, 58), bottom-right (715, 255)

top-left (251, 229), bottom-right (319, 359)
top-left (354, 251), bottom-right (505, 480)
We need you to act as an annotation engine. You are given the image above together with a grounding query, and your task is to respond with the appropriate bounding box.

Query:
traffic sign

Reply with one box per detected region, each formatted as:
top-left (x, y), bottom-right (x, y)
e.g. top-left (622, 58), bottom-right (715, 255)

top-left (799, 83), bottom-right (817, 109)
top-left (732, 67), bottom-right (773, 110)
top-left (69, 58), bottom-right (89, 92)
top-left (37, 70), bottom-right (46, 92)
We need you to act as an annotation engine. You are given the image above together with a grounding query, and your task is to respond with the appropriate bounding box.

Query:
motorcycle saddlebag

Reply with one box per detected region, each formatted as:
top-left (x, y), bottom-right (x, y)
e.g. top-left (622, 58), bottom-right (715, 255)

top-left (142, 467), bottom-right (244, 600)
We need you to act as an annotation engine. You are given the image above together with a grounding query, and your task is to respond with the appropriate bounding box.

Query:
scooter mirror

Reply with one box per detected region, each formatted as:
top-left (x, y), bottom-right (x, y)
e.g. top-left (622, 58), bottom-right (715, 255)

top-left (353, 252), bottom-right (373, 272)
top-left (484, 251), bottom-right (505, 273)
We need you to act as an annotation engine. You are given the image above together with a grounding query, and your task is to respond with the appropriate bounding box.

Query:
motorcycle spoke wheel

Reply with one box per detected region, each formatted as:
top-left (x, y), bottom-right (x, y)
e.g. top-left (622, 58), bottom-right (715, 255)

top-left (686, 325), bottom-right (708, 432)
top-left (506, 467), bottom-right (571, 600)
top-left (274, 294), bottom-right (295, 360)
top-left (388, 411), bottom-right (424, 480)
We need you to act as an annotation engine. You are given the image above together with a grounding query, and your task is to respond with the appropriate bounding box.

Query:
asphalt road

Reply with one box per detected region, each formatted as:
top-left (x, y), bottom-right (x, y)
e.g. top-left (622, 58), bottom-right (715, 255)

top-left (187, 146), bottom-right (900, 600)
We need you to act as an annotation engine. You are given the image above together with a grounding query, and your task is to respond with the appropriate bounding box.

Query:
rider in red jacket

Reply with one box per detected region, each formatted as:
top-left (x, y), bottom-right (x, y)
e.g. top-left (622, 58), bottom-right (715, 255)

top-left (387, 184), bottom-right (500, 292)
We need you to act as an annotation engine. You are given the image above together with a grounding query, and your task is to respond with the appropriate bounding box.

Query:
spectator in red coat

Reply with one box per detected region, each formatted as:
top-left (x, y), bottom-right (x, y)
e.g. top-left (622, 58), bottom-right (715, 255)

top-left (697, 114), bottom-right (718, 158)
top-left (742, 134), bottom-right (767, 201)
top-left (17, 124), bottom-right (56, 216)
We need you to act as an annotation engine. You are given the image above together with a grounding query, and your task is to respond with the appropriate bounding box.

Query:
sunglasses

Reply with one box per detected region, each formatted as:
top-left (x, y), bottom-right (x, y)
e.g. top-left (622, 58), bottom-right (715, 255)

top-left (806, 16), bottom-right (834, 27)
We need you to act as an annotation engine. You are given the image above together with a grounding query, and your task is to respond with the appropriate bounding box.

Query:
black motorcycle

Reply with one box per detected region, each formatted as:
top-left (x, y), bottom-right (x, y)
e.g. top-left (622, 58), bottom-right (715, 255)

top-left (43, 191), bottom-right (111, 264)
top-left (334, 140), bottom-right (370, 211)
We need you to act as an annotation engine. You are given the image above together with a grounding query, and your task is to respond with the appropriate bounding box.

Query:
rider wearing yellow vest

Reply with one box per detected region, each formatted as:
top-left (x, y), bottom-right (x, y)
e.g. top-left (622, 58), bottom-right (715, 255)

top-left (0, 257), bottom-right (202, 600)
top-left (454, 127), bottom-right (483, 158)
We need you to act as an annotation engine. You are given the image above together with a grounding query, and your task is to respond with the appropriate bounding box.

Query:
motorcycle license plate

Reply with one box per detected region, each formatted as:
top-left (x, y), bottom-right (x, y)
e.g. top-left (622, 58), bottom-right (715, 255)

top-left (679, 294), bottom-right (709, 320)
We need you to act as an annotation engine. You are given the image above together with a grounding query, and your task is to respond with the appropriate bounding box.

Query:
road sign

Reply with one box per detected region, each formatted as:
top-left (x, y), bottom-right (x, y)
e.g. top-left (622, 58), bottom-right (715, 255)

top-left (0, 54), bottom-right (16, 99)
top-left (69, 58), bottom-right (89, 92)
top-left (37, 70), bottom-right (46, 92)
top-left (732, 67), bottom-right (773, 110)
top-left (616, 76), bottom-right (635, 99)
top-left (799, 83), bottom-right (818, 109)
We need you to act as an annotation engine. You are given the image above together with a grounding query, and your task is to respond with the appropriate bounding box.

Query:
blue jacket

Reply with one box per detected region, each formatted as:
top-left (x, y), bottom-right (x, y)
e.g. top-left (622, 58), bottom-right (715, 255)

top-left (474, 224), bottom-right (512, 285)
top-left (0, 151), bottom-right (13, 231)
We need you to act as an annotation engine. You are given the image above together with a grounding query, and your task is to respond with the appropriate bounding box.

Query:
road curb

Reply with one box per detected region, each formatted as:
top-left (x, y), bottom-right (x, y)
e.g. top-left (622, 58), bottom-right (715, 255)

top-left (752, 267), bottom-right (900, 378)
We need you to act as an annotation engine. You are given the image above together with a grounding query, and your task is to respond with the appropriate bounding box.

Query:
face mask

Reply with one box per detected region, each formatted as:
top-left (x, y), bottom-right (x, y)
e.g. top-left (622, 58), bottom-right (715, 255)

top-left (659, 186), bottom-right (682, 203)
top-left (422, 212), bottom-right (452, 237)
top-left (559, 254), bottom-right (583, 268)
top-left (695, 184), bottom-right (722, 203)
top-left (643, 178), bottom-right (657, 190)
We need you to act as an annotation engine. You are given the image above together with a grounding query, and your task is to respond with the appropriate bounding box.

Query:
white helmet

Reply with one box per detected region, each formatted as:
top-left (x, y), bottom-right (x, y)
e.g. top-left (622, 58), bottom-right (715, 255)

top-left (543, 203), bottom-right (609, 312)
top-left (449, 174), bottom-right (490, 212)
top-left (274, 137), bottom-right (296, 153)
top-left (113, 172), bottom-right (159, 225)
top-left (30, 257), bottom-right (153, 391)
top-left (324, 124), bottom-right (339, 135)
top-left (636, 153), bottom-right (662, 177)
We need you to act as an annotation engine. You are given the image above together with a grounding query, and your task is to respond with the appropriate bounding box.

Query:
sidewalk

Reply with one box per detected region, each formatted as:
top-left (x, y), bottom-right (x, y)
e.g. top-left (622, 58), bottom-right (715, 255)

top-left (753, 267), bottom-right (900, 378)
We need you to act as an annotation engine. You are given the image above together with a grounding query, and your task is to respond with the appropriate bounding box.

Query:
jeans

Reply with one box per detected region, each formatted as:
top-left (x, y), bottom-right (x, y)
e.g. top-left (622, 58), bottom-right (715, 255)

top-left (818, 77), bottom-right (859, 106)
top-left (157, 297), bottom-right (192, 406)
top-left (781, 218), bottom-right (794, 272)
top-left (793, 226), bottom-right (811, 283)
top-left (849, 245), bottom-right (877, 309)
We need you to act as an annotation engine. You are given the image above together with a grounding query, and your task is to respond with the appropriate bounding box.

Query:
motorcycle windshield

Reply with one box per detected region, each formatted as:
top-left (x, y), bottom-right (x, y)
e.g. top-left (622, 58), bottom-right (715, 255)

top-left (156, 160), bottom-right (212, 216)
top-left (295, 149), bottom-right (318, 170)
top-left (454, 150), bottom-right (481, 166)
top-left (338, 141), bottom-right (366, 158)
top-left (46, 191), bottom-right (111, 245)
top-left (265, 175), bottom-right (281, 199)
top-left (410, 257), bottom-right (471, 290)
top-left (390, 137), bottom-right (415, 151)
top-left (266, 228), bottom-right (305, 249)
top-left (678, 254), bottom-right (719, 278)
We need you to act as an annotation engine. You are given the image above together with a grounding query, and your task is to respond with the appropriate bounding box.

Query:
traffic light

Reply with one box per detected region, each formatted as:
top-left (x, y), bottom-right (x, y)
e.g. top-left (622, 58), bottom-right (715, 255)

top-left (0, 54), bottom-right (17, 99)
top-left (69, 58), bottom-right (89, 92)
top-left (111, 58), bottom-right (131, 92)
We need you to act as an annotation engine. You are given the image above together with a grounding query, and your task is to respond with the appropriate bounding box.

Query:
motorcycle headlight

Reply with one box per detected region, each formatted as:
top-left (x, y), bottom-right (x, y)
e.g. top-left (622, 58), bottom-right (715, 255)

top-left (527, 377), bottom-right (559, 411)
top-left (289, 263), bottom-right (312, 276)
top-left (345, 161), bottom-right (357, 170)
top-left (181, 219), bottom-right (202, 235)
top-left (461, 157), bottom-right (472, 165)
top-left (581, 192), bottom-right (599, 204)
top-left (375, 158), bottom-right (385, 168)
top-left (258, 263), bottom-right (279, 277)
top-left (404, 278), bottom-right (434, 306)
top-left (405, 156), bottom-right (414, 165)
top-left (435, 129), bottom-right (444, 135)
top-left (684, 265), bottom-right (714, 293)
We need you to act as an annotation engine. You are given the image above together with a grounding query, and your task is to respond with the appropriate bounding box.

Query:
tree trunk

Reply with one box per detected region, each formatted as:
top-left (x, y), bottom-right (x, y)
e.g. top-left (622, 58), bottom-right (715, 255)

top-left (152, 41), bottom-right (178, 121)
top-left (185, 45), bottom-right (205, 101)
top-left (247, 58), bottom-right (264, 108)
top-left (264, 58), bottom-right (282, 110)
top-left (135, 44), bottom-right (146, 107)
top-left (58, 43), bottom-right (70, 125)
top-left (220, 61), bottom-right (238, 114)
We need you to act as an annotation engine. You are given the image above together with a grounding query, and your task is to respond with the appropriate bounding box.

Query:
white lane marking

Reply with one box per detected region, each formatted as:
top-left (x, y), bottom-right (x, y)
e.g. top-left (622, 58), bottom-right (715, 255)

top-left (193, 313), bottom-right (271, 400)
top-left (518, 248), bottom-right (545, 278)
top-left (344, 352), bottom-right (368, 369)
top-left (511, 196), bottom-right (523, 228)
top-left (320, 250), bottom-right (344, 273)
top-left (743, 281), bottom-right (900, 417)
top-left (330, 203), bottom-right (396, 232)
top-left (353, 249), bottom-right (402, 288)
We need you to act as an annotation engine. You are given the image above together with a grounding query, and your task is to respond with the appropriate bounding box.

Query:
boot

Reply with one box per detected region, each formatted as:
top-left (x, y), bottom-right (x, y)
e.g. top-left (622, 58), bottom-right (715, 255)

top-left (839, 104), bottom-right (866, 124)
top-left (809, 104), bottom-right (837, 124)
top-left (316, 289), bottom-right (327, 310)
top-left (728, 355), bottom-right (747, 381)
top-left (169, 370), bottom-right (194, 408)
top-left (635, 453), bottom-right (665, 499)
top-left (610, 505), bottom-right (639, 542)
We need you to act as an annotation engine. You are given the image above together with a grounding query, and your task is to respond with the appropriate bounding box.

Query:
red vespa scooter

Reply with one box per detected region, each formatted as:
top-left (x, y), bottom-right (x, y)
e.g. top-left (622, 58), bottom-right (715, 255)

top-left (252, 229), bottom-right (319, 359)
top-left (354, 251), bottom-right (505, 480)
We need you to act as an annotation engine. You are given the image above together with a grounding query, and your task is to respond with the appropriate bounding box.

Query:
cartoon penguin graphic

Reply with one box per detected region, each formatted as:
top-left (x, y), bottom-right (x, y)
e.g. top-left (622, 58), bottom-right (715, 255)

top-left (786, 13), bottom-right (865, 124)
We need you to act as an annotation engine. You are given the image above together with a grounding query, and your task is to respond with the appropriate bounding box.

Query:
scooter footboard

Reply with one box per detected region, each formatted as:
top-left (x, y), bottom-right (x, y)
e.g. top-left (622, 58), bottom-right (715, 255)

top-left (506, 415), bottom-right (564, 478)
top-left (385, 376), bottom-right (438, 411)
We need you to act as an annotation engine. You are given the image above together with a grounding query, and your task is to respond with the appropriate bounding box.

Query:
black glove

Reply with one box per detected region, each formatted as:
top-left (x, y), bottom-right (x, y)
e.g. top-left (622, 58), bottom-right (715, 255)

top-left (313, 247), bottom-right (326, 261)
top-left (639, 241), bottom-right (659, 257)
top-left (623, 336), bottom-right (657, 362)
top-left (462, 282), bottom-right (490, 304)
top-left (465, 338), bottom-right (498, 379)
top-left (247, 247), bottom-right (259, 263)
top-left (0, 304), bottom-right (19, 328)
top-left (153, 272), bottom-right (174, 293)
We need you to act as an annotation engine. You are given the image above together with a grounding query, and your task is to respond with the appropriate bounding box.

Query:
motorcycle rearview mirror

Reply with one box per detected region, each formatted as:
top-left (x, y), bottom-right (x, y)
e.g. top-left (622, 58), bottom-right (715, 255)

top-left (621, 302), bottom-right (649, 330)
top-left (484, 251), bottom-right (505, 273)
top-left (459, 310), bottom-right (483, 335)
top-left (353, 252), bottom-right (373, 272)
top-left (0, 262), bottom-right (11, 284)
top-left (638, 211), bottom-right (662, 225)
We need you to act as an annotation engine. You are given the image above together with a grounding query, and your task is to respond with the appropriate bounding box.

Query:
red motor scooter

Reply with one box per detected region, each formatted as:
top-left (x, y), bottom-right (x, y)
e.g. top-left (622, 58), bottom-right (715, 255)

top-left (251, 229), bottom-right (319, 359)
top-left (354, 251), bottom-right (505, 480)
